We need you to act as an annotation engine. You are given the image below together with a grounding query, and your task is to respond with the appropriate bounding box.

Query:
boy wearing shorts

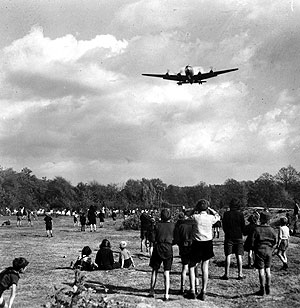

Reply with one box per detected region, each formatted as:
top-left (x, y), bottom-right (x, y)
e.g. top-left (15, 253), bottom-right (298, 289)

top-left (251, 211), bottom-right (277, 296)
top-left (276, 217), bottom-right (290, 270)
top-left (148, 208), bottom-right (175, 301)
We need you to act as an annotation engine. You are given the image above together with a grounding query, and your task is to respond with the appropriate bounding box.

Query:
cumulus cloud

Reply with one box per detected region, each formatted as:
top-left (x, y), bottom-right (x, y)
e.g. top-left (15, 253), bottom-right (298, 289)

top-left (0, 1), bottom-right (299, 185)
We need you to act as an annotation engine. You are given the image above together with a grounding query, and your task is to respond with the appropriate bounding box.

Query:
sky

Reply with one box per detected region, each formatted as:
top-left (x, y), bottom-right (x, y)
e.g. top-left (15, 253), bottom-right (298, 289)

top-left (0, 0), bottom-right (299, 186)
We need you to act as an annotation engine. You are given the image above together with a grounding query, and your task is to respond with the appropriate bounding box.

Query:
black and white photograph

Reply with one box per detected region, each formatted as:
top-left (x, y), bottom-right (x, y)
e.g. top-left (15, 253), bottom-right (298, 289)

top-left (0, 1), bottom-right (299, 307)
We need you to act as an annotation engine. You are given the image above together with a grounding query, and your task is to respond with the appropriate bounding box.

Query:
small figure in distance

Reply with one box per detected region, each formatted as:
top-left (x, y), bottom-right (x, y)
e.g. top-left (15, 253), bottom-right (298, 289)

top-left (95, 239), bottom-right (115, 270)
top-left (276, 217), bottom-right (290, 270)
top-left (251, 211), bottom-right (277, 296)
top-left (72, 246), bottom-right (97, 271)
top-left (221, 198), bottom-right (245, 280)
top-left (79, 211), bottom-right (86, 232)
top-left (118, 241), bottom-right (135, 269)
top-left (0, 257), bottom-right (29, 308)
top-left (44, 212), bottom-right (53, 237)
top-left (1, 220), bottom-right (11, 226)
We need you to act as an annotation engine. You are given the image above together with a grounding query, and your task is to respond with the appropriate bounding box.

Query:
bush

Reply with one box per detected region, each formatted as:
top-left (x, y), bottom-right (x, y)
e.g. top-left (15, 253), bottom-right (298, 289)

top-left (119, 214), bottom-right (140, 231)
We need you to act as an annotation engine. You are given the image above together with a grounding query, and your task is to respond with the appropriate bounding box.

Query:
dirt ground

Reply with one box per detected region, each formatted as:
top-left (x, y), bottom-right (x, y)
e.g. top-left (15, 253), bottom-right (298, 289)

top-left (0, 214), bottom-right (299, 308)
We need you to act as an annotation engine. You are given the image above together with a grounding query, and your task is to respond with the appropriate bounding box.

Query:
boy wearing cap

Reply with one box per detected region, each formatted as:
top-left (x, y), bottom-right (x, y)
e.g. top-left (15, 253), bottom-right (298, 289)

top-left (251, 211), bottom-right (277, 296)
top-left (0, 257), bottom-right (29, 308)
top-left (148, 208), bottom-right (175, 301)
top-left (119, 241), bottom-right (135, 269)
top-left (185, 199), bottom-right (220, 301)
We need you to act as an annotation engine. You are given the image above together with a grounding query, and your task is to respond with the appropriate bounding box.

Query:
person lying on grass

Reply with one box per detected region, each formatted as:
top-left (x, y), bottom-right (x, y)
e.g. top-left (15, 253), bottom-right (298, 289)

top-left (0, 257), bottom-right (29, 308)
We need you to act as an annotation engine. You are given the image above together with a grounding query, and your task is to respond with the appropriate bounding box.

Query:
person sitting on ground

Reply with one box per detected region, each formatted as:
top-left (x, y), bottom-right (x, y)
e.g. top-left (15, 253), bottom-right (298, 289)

top-left (276, 217), bottom-right (290, 270)
top-left (118, 241), bottom-right (135, 269)
top-left (1, 220), bottom-right (11, 226)
top-left (148, 208), bottom-right (175, 301)
top-left (0, 257), bottom-right (29, 308)
top-left (72, 246), bottom-right (97, 271)
top-left (95, 239), bottom-right (115, 270)
top-left (251, 211), bottom-right (277, 296)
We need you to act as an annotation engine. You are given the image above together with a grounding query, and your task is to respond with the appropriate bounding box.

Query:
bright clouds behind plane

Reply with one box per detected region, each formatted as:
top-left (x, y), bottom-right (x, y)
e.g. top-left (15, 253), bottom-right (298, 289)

top-left (0, 0), bottom-right (299, 186)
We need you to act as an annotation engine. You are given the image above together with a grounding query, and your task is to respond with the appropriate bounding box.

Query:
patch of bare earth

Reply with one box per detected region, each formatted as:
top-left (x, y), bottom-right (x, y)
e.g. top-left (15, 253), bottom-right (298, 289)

top-left (0, 213), bottom-right (299, 307)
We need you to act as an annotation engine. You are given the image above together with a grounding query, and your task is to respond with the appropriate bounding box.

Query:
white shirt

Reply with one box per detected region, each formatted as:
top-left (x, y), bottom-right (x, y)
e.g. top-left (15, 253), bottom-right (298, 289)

top-left (279, 225), bottom-right (290, 240)
top-left (192, 209), bottom-right (220, 241)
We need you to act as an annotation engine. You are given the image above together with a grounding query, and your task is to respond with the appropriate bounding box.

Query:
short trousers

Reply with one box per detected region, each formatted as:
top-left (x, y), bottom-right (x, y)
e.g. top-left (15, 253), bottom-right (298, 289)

top-left (46, 225), bottom-right (52, 231)
top-left (189, 240), bottom-right (214, 267)
top-left (278, 239), bottom-right (288, 251)
top-left (254, 246), bottom-right (272, 269)
top-left (224, 239), bottom-right (244, 256)
top-left (179, 245), bottom-right (192, 265)
top-left (149, 248), bottom-right (173, 271)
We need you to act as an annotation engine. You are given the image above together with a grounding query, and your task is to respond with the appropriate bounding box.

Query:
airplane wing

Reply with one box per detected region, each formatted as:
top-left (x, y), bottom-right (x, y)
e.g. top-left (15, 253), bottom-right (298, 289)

top-left (142, 73), bottom-right (187, 82)
top-left (194, 68), bottom-right (238, 81)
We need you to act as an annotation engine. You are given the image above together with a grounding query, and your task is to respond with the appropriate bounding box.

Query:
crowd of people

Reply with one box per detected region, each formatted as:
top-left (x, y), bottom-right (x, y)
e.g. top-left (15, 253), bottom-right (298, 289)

top-left (0, 199), bottom-right (298, 305)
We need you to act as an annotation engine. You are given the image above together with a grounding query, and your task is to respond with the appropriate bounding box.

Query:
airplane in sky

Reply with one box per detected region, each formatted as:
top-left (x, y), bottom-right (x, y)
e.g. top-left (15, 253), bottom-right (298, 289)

top-left (142, 65), bottom-right (238, 85)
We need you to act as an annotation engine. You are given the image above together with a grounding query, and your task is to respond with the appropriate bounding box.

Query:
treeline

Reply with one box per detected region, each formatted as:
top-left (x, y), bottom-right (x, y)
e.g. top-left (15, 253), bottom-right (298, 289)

top-left (0, 165), bottom-right (300, 214)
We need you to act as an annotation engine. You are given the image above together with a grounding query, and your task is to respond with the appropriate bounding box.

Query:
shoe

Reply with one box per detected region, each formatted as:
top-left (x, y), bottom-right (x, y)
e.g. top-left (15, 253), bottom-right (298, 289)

top-left (197, 291), bottom-right (206, 301)
top-left (237, 275), bottom-right (245, 280)
top-left (148, 290), bottom-right (155, 298)
top-left (184, 291), bottom-right (196, 300)
top-left (220, 275), bottom-right (229, 280)
top-left (255, 288), bottom-right (265, 296)
top-left (163, 295), bottom-right (169, 301)
top-left (265, 285), bottom-right (270, 295)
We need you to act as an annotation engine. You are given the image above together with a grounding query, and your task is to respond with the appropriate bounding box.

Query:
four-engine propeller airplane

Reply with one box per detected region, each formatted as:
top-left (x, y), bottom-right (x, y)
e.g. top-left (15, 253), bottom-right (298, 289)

top-left (142, 65), bottom-right (238, 85)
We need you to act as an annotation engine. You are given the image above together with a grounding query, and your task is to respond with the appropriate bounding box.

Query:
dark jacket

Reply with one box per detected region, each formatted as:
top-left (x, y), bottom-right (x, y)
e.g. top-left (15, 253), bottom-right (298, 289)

top-left (222, 210), bottom-right (245, 240)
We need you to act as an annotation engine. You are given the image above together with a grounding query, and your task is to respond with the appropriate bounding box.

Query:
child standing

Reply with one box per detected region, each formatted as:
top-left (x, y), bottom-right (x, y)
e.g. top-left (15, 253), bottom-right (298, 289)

top-left (44, 213), bottom-right (53, 237)
top-left (173, 211), bottom-right (195, 295)
top-left (276, 217), bottom-right (290, 270)
top-left (243, 214), bottom-right (259, 268)
top-left (95, 239), bottom-right (115, 270)
top-left (72, 246), bottom-right (97, 271)
top-left (0, 257), bottom-right (29, 308)
top-left (119, 241), bottom-right (135, 269)
top-left (148, 208), bottom-right (175, 301)
top-left (79, 211), bottom-right (86, 232)
top-left (251, 211), bottom-right (277, 296)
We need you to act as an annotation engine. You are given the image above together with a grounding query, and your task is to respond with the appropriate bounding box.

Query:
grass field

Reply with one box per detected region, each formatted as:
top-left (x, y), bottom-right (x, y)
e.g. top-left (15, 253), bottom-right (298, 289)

top-left (0, 213), bottom-right (300, 308)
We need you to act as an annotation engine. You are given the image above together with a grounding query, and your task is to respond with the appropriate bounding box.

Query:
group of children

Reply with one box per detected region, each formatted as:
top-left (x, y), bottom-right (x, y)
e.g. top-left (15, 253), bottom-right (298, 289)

top-left (71, 239), bottom-right (135, 271)
top-left (0, 203), bottom-right (292, 306)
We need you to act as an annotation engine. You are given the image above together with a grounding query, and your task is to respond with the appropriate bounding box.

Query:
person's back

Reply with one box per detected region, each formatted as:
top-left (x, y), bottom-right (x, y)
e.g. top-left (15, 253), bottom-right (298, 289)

top-left (252, 224), bottom-right (277, 249)
top-left (95, 239), bottom-right (114, 270)
top-left (223, 209), bottom-right (245, 240)
top-left (174, 218), bottom-right (194, 247)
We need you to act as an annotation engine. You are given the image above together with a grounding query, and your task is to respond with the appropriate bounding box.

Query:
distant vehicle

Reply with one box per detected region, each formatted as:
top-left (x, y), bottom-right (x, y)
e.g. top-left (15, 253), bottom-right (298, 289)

top-left (142, 65), bottom-right (238, 85)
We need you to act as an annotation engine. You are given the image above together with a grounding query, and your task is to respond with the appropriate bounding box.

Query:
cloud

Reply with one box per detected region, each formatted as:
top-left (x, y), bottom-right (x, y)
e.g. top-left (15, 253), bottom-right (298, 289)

top-left (1, 26), bottom-right (128, 100)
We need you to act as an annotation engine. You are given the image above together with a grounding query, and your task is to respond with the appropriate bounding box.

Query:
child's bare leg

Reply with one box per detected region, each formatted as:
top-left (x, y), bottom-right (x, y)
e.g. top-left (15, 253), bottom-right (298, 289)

top-left (237, 254), bottom-right (243, 277)
top-left (149, 269), bottom-right (157, 293)
top-left (181, 264), bottom-right (188, 291)
top-left (201, 260), bottom-right (209, 293)
top-left (163, 270), bottom-right (170, 299)
top-left (188, 265), bottom-right (196, 293)
top-left (224, 255), bottom-right (231, 277)
top-left (265, 268), bottom-right (271, 286)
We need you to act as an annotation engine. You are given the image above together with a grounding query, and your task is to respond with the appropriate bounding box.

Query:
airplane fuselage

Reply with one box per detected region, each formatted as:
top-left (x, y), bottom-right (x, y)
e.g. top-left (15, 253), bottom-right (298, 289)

top-left (185, 65), bottom-right (194, 83)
